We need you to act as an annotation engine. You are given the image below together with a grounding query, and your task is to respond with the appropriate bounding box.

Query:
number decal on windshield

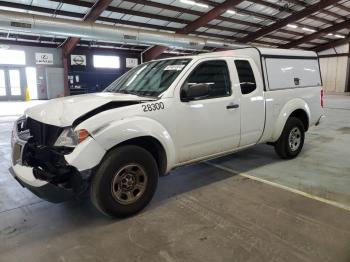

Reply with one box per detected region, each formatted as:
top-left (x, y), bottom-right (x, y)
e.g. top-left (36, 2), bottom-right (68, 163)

top-left (142, 102), bottom-right (165, 112)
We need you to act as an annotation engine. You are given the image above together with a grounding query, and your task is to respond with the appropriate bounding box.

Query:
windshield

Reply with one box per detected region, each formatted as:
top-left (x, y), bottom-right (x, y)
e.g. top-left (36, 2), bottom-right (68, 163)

top-left (104, 58), bottom-right (191, 97)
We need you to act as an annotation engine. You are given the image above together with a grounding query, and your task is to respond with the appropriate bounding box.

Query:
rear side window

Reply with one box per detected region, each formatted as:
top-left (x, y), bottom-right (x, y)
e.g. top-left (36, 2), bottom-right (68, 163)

top-left (235, 60), bottom-right (257, 95)
top-left (183, 60), bottom-right (231, 99)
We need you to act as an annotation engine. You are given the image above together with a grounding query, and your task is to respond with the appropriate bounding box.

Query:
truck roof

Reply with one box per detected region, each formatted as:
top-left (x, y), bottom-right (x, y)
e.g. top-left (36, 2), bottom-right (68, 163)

top-left (165, 47), bottom-right (318, 61)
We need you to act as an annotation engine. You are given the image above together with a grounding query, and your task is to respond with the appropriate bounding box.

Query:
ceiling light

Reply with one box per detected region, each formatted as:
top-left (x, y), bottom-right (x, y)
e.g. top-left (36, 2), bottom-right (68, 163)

top-left (226, 10), bottom-right (236, 15)
top-left (328, 33), bottom-right (333, 36)
top-left (287, 24), bottom-right (298, 29)
top-left (335, 34), bottom-right (345, 38)
top-left (180, 0), bottom-right (196, 5)
top-left (196, 3), bottom-right (209, 8)
top-left (180, 0), bottom-right (208, 8)
top-left (302, 27), bottom-right (316, 32)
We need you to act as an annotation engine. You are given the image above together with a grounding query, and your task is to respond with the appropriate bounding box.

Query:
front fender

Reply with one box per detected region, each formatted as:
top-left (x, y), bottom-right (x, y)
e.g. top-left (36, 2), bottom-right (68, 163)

top-left (90, 117), bottom-right (176, 172)
top-left (271, 98), bottom-right (310, 142)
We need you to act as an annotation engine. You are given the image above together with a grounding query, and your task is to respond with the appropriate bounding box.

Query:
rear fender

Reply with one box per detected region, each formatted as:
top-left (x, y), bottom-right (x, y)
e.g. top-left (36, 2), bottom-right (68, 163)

top-left (271, 98), bottom-right (310, 142)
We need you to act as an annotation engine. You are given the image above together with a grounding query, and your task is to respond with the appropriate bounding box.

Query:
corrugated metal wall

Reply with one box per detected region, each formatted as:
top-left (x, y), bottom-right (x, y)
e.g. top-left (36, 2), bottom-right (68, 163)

top-left (319, 44), bottom-right (349, 93)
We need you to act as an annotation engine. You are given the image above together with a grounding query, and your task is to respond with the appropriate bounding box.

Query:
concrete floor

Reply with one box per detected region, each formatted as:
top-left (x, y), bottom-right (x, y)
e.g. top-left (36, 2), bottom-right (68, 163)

top-left (0, 95), bottom-right (349, 262)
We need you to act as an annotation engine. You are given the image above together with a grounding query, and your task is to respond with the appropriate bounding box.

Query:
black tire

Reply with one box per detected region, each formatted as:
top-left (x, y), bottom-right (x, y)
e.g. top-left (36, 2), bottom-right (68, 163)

top-left (274, 117), bottom-right (305, 159)
top-left (91, 145), bottom-right (158, 218)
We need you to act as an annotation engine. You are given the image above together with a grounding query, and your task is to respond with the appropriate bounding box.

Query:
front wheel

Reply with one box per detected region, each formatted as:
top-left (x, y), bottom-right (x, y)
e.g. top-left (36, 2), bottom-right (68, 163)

top-left (91, 145), bottom-right (158, 218)
top-left (274, 117), bottom-right (305, 159)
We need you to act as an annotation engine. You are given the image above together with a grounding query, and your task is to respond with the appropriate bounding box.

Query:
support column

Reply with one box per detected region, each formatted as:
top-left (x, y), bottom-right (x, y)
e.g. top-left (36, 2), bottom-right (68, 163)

top-left (63, 55), bottom-right (70, 96)
top-left (346, 44), bottom-right (350, 93)
top-left (346, 59), bottom-right (350, 92)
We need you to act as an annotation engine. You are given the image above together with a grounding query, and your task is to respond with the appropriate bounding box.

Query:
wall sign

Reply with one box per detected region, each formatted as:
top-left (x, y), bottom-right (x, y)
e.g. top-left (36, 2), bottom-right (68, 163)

top-left (35, 53), bottom-right (53, 64)
top-left (71, 54), bottom-right (87, 66)
top-left (126, 58), bottom-right (138, 68)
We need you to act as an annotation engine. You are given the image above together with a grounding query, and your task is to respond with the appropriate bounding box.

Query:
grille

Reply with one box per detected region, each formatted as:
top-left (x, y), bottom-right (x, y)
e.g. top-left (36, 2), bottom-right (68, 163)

top-left (26, 118), bottom-right (63, 146)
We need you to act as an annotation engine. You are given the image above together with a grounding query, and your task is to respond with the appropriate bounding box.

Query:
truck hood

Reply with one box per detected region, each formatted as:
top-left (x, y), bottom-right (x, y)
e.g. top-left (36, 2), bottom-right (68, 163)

top-left (25, 92), bottom-right (151, 127)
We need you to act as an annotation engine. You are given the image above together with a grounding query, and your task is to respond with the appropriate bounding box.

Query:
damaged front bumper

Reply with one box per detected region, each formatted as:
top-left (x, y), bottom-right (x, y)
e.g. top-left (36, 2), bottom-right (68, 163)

top-left (9, 117), bottom-right (106, 203)
top-left (9, 165), bottom-right (75, 203)
top-left (9, 142), bottom-right (89, 203)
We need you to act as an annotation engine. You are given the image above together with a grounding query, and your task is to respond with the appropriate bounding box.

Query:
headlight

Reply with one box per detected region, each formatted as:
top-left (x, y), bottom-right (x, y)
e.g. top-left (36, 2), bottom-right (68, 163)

top-left (12, 115), bottom-right (27, 147)
top-left (54, 128), bottom-right (90, 147)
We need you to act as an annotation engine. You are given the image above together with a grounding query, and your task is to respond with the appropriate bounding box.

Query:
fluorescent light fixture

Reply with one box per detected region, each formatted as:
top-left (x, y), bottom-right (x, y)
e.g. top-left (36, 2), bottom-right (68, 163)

top-left (226, 10), bottom-right (236, 15)
top-left (196, 2), bottom-right (209, 8)
top-left (226, 9), bottom-right (245, 16)
top-left (287, 24), bottom-right (298, 29)
top-left (302, 27), bottom-right (316, 32)
top-left (335, 34), bottom-right (345, 38)
top-left (328, 33), bottom-right (333, 36)
top-left (180, 0), bottom-right (196, 5)
top-left (93, 55), bottom-right (120, 69)
top-left (180, 0), bottom-right (208, 8)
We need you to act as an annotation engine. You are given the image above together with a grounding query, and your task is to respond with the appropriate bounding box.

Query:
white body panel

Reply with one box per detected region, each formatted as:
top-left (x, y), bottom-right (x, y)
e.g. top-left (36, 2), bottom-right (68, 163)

top-left (264, 58), bottom-right (322, 90)
top-left (12, 164), bottom-right (47, 187)
top-left (64, 137), bottom-right (106, 171)
top-left (13, 47), bottom-right (324, 182)
top-left (25, 92), bottom-right (147, 126)
top-left (231, 57), bottom-right (265, 146)
top-left (171, 57), bottom-right (241, 163)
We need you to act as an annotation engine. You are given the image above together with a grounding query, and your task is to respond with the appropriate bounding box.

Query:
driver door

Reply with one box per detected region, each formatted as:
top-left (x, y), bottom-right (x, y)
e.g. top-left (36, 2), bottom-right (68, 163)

top-left (174, 58), bottom-right (241, 163)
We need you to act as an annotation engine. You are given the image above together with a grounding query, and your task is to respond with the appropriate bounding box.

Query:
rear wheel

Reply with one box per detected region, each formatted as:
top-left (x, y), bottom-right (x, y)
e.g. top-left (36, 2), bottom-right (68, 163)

top-left (91, 145), bottom-right (158, 218)
top-left (274, 117), bottom-right (305, 159)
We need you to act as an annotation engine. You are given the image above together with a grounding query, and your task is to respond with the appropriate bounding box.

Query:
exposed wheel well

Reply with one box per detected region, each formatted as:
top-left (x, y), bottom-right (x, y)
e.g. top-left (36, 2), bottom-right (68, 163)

top-left (289, 109), bottom-right (309, 131)
top-left (117, 136), bottom-right (167, 176)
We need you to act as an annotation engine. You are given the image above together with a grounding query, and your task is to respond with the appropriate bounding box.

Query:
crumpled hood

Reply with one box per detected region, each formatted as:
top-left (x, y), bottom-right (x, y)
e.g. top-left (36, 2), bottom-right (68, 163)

top-left (25, 92), bottom-right (146, 127)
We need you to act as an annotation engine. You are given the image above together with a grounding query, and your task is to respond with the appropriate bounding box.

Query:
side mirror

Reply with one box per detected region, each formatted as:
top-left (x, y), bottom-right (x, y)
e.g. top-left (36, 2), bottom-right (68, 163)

top-left (181, 83), bottom-right (210, 102)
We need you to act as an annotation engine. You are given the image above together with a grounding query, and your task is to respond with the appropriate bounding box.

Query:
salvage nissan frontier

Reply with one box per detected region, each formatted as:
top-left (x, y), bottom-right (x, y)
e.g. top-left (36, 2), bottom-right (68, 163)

top-left (10, 47), bottom-right (324, 217)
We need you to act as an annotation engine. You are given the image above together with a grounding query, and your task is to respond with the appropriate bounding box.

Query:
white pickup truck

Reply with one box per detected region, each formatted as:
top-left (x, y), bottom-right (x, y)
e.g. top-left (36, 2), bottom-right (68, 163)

top-left (10, 47), bottom-right (324, 217)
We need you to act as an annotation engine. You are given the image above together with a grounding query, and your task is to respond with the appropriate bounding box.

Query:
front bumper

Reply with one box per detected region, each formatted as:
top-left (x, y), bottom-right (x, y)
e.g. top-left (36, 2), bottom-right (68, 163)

top-left (9, 118), bottom-right (92, 203)
top-left (9, 165), bottom-right (75, 203)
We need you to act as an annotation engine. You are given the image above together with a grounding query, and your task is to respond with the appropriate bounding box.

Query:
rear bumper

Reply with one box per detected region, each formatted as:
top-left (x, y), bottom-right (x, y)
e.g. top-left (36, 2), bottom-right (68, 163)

top-left (9, 165), bottom-right (75, 203)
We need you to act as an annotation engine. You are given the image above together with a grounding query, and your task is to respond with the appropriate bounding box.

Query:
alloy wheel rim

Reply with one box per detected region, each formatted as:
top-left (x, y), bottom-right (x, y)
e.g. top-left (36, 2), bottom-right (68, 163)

top-left (111, 164), bottom-right (148, 205)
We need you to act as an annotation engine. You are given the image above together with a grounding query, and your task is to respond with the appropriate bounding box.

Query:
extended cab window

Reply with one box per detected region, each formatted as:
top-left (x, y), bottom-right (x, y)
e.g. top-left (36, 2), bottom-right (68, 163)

top-left (181, 60), bottom-right (231, 101)
top-left (235, 60), bottom-right (257, 95)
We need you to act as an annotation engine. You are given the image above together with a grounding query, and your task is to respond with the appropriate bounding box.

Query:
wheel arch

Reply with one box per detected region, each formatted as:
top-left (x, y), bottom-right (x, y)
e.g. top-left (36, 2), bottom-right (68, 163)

top-left (115, 136), bottom-right (168, 176)
top-left (271, 98), bottom-right (310, 142)
top-left (90, 117), bottom-right (176, 174)
top-left (289, 109), bottom-right (309, 132)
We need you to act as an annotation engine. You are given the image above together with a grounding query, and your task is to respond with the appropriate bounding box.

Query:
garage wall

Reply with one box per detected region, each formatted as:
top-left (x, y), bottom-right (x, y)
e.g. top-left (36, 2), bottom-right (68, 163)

top-left (68, 47), bottom-right (141, 94)
top-left (318, 44), bottom-right (349, 93)
top-left (2, 44), bottom-right (63, 99)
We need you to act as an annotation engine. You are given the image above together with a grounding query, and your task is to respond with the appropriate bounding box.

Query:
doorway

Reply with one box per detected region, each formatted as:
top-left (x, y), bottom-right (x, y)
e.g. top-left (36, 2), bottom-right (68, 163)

top-left (0, 67), bottom-right (25, 101)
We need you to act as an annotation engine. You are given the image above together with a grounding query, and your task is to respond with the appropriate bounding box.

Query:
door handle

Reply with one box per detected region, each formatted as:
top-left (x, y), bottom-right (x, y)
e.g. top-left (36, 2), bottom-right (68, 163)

top-left (226, 103), bottom-right (239, 109)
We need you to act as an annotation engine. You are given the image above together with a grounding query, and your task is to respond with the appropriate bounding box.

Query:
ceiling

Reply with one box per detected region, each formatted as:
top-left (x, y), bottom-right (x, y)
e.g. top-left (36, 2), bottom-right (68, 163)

top-left (0, 0), bottom-right (349, 55)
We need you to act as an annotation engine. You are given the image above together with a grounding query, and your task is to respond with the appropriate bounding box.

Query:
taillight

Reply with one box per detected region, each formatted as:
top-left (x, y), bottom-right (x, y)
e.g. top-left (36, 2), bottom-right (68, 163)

top-left (321, 89), bottom-right (324, 108)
